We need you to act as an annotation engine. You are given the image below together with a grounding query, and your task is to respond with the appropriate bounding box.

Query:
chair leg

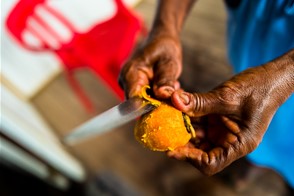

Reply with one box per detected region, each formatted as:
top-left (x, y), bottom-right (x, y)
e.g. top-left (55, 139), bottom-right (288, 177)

top-left (66, 71), bottom-right (95, 113)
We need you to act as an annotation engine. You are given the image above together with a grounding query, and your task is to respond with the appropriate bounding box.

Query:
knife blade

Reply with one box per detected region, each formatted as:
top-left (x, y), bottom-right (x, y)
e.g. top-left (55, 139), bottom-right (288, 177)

top-left (64, 97), bottom-right (156, 144)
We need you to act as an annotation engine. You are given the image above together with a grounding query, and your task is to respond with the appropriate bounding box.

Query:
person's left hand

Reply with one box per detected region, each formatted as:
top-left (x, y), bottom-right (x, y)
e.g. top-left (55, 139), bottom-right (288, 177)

top-left (167, 52), bottom-right (294, 175)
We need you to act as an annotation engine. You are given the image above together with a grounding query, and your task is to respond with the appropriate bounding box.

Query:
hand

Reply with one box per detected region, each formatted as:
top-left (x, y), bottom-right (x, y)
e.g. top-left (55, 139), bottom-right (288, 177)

top-left (168, 52), bottom-right (294, 175)
top-left (119, 33), bottom-right (182, 99)
top-left (119, 0), bottom-right (196, 99)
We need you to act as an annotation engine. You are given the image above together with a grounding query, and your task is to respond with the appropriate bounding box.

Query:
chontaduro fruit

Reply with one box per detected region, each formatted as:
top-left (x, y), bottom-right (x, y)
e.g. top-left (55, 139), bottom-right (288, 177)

top-left (134, 86), bottom-right (196, 151)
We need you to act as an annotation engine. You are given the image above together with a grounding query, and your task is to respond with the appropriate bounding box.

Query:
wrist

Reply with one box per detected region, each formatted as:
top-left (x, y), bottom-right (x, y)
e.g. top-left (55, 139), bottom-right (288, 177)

top-left (262, 49), bottom-right (294, 105)
top-left (148, 24), bottom-right (180, 41)
top-left (150, 0), bottom-right (196, 38)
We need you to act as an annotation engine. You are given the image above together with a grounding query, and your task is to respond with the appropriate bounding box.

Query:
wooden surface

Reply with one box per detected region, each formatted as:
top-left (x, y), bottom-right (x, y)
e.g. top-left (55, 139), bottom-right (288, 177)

top-left (32, 0), bottom-right (289, 195)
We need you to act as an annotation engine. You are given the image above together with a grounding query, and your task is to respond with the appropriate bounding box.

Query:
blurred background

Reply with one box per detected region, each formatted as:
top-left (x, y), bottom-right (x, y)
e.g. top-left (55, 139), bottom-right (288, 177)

top-left (0, 0), bottom-right (290, 195)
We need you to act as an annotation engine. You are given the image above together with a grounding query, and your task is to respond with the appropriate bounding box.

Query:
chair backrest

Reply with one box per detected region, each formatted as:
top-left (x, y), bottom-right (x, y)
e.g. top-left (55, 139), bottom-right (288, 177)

top-left (6, 0), bottom-right (76, 51)
top-left (6, 0), bottom-right (146, 109)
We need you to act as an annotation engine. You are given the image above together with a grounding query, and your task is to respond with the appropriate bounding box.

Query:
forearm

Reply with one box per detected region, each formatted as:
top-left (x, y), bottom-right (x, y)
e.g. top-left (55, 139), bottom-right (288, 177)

top-left (150, 0), bottom-right (196, 37)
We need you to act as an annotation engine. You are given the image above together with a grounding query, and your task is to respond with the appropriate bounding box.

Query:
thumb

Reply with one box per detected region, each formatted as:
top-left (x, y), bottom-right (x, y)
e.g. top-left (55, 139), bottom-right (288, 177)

top-left (153, 60), bottom-right (182, 99)
top-left (171, 90), bottom-right (229, 117)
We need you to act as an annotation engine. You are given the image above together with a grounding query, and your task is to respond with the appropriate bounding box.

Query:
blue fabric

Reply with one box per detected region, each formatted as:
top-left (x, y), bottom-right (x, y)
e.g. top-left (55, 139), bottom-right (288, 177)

top-left (226, 0), bottom-right (294, 187)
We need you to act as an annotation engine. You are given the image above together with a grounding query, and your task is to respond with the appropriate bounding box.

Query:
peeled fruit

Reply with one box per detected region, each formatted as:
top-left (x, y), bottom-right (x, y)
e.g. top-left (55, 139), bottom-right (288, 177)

top-left (134, 86), bottom-right (195, 151)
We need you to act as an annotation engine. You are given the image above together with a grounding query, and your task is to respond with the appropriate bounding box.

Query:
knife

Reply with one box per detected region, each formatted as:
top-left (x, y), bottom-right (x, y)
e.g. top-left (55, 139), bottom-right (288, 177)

top-left (64, 97), bottom-right (156, 144)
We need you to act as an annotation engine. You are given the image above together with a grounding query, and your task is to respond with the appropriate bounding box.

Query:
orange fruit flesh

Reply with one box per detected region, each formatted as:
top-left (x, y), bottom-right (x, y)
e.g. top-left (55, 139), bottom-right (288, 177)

top-left (134, 103), bottom-right (192, 151)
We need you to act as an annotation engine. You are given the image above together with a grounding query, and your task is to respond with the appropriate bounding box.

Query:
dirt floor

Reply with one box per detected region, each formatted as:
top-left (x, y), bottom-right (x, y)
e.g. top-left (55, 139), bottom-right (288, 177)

top-left (31, 0), bottom-right (292, 195)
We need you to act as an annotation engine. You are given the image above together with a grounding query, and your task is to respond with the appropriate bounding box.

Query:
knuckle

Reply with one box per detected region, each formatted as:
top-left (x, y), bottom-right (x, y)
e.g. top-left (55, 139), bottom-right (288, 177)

top-left (214, 83), bottom-right (242, 109)
top-left (195, 153), bottom-right (219, 176)
top-left (154, 77), bottom-right (176, 87)
top-left (200, 167), bottom-right (217, 176)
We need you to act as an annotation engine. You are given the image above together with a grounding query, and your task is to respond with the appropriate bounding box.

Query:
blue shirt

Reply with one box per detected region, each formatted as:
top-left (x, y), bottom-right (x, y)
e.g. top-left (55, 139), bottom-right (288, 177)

top-left (226, 0), bottom-right (294, 187)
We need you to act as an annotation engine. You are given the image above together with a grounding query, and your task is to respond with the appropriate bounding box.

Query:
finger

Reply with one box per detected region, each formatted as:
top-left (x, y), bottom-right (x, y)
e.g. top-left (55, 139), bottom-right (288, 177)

top-left (169, 146), bottom-right (235, 176)
top-left (153, 60), bottom-right (182, 99)
top-left (167, 145), bottom-right (204, 163)
top-left (119, 61), bottom-right (153, 98)
top-left (171, 90), bottom-right (232, 117)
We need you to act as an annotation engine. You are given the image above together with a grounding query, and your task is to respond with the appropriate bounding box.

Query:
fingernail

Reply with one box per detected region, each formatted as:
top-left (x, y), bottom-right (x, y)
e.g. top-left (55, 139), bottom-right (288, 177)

top-left (158, 86), bottom-right (174, 97)
top-left (162, 86), bottom-right (174, 94)
top-left (180, 93), bottom-right (190, 105)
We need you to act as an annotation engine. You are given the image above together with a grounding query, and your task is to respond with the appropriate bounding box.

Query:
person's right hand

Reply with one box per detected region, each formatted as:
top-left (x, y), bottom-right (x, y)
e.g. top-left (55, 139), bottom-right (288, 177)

top-left (119, 33), bottom-right (182, 99)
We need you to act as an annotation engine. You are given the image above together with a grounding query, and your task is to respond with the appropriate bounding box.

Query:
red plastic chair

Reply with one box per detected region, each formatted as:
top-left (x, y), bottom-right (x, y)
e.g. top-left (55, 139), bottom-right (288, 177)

top-left (6, 0), bottom-right (146, 112)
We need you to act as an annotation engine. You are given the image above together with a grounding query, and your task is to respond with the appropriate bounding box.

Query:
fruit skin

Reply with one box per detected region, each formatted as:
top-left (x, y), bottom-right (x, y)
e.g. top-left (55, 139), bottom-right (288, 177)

top-left (134, 103), bottom-right (191, 151)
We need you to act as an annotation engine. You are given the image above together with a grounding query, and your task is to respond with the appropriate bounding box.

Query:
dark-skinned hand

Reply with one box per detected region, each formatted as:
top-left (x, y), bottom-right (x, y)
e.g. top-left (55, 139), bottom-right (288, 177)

top-left (119, 33), bottom-right (182, 99)
top-left (168, 50), bottom-right (294, 175)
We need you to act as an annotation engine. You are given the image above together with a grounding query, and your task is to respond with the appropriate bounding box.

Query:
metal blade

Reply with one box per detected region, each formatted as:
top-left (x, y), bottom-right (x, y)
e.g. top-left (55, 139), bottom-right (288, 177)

top-left (64, 97), bottom-right (155, 144)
